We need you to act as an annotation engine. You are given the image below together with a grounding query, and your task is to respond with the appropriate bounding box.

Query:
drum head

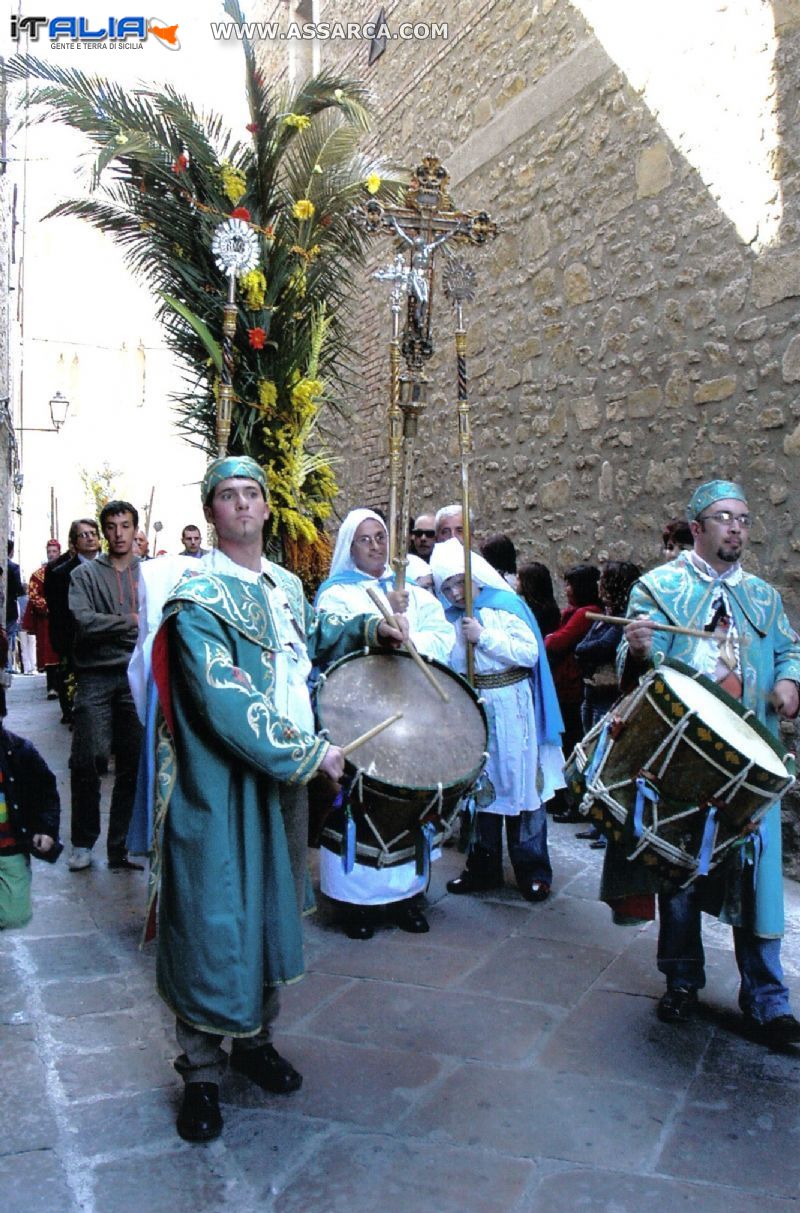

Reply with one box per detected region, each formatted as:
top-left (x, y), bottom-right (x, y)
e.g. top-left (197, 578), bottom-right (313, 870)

top-left (316, 650), bottom-right (487, 793)
top-left (659, 666), bottom-right (788, 777)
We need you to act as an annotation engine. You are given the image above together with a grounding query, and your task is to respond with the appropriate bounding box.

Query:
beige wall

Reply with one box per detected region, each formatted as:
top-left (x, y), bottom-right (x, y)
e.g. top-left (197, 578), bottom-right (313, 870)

top-left (260, 0), bottom-right (800, 613)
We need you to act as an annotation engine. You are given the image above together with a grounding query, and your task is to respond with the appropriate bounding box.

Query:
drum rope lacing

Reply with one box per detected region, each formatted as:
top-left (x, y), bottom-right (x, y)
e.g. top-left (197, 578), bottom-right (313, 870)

top-left (342, 779), bottom-right (446, 869)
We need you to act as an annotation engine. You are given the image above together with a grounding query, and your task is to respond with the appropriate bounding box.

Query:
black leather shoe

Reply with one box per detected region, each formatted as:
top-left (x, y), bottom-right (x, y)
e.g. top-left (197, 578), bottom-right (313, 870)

top-left (343, 909), bottom-right (375, 940)
top-left (552, 810), bottom-right (582, 824)
top-left (657, 987), bottom-right (698, 1023)
top-left (393, 903), bottom-right (430, 933)
top-left (230, 1044), bottom-right (302, 1094)
top-left (521, 881), bottom-right (551, 903)
top-left (743, 1013), bottom-right (800, 1046)
top-left (575, 828), bottom-right (596, 839)
top-left (446, 871), bottom-right (503, 895)
top-left (107, 855), bottom-right (144, 871)
top-left (176, 1082), bottom-right (222, 1142)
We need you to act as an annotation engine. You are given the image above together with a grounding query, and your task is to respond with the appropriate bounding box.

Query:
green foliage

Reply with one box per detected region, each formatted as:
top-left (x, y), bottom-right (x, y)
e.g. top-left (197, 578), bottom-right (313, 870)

top-left (80, 463), bottom-right (120, 519)
top-left (9, 22), bottom-right (403, 547)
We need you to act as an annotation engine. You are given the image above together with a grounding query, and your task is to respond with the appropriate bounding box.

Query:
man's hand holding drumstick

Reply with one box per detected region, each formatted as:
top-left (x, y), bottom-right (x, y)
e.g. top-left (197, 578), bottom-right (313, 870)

top-left (624, 614), bottom-right (657, 660)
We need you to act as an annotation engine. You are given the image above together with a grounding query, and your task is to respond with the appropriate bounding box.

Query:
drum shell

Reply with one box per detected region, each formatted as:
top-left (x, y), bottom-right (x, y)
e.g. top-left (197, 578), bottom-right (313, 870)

top-left (315, 649), bottom-right (488, 868)
top-left (571, 661), bottom-right (794, 876)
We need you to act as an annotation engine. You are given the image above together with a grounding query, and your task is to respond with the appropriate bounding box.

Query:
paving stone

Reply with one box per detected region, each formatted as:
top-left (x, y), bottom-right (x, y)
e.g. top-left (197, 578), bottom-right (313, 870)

top-left (0, 952), bottom-right (31, 1024)
top-left (410, 1062), bottom-right (670, 1167)
top-left (558, 859), bottom-right (606, 900)
top-left (701, 1023), bottom-right (800, 1086)
top-left (657, 1072), bottom-right (800, 1197)
top-left (55, 1041), bottom-right (175, 1101)
top-left (23, 933), bottom-right (121, 981)
top-left (40, 977), bottom-right (135, 1017)
top-left (458, 935), bottom-right (617, 1007)
top-left (278, 970), bottom-right (359, 1027)
top-left (303, 980), bottom-right (553, 1063)
top-left (537, 989), bottom-right (707, 1088)
top-left (48, 1008), bottom-right (167, 1051)
top-left (514, 892), bottom-right (645, 952)
top-left (220, 1108), bottom-right (331, 1202)
top-left (228, 1034), bottom-right (442, 1129)
top-left (0, 1148), bottom-right (78, 1213)
top-left (65, 1088), bottom-right (180, 1157)
top-left (92, 1149), bottom-right (243, 1213)
top-left (410, 896), bottom-right (533, 949)
top-left (274, 1132), bottom-right (537, 1213)
top-left (524, 1168), bottom-right (800, 1213)
top-left (595, 930), bottom-right (741, 1005)
top-left (1, 1025), bottom-right (58, 1155)
top-left (310, 930), bottom-right (480, 989)
top-left (22, 894), bottom-right (98, 937)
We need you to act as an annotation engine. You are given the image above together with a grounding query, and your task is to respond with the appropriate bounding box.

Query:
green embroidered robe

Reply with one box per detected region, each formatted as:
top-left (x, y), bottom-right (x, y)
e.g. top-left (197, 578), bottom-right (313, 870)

top-left (154, 562), bottom-right (380, 1037)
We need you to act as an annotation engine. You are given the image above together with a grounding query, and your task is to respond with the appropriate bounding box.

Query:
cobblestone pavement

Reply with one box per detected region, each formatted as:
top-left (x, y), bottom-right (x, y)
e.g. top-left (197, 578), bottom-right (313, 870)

top-left (3, 673), bottom-right (800, 1213)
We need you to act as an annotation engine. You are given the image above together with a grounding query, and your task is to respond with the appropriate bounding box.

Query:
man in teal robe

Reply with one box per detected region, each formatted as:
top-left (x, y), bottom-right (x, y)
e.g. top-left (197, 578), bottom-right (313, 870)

top-left (620, 479), bottom-right (800, 1043)
top-left (150, 456), bottom-right (407, 1141)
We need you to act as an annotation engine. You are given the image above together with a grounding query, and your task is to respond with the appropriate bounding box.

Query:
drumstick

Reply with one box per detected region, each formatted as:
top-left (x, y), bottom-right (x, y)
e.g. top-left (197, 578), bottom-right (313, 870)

top-left (366, 585), bottom-right (450, 703)
top-left (341, 713), bottom-right (404, 757)
top-left (586, 612), bottom-right (730, 643)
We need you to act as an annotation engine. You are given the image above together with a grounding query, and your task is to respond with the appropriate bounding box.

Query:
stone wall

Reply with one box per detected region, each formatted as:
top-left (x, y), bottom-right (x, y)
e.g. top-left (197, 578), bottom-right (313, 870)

top-left (258, 0), bottom-right (800, 615)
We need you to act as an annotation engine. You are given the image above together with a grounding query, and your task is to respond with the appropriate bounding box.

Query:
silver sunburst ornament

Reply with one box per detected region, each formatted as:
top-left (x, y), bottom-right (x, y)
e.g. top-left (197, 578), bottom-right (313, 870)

top-left (211, 219), bottom-right (260, 277)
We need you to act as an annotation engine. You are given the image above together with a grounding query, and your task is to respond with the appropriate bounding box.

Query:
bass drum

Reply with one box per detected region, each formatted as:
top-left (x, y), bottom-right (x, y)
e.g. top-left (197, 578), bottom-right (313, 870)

top-left (315, 649), bottom-right (488, 868)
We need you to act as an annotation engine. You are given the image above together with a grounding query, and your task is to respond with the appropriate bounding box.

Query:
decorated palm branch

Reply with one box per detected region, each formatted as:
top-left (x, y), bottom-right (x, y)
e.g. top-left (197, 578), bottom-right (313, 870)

top-left (9, 0), bottom-right (401, 589)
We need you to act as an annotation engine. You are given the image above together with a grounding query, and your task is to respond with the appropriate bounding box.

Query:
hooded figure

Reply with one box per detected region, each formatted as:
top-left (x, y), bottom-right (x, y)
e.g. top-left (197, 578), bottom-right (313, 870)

top-left (430, 538), bottom-right (565, 901)
top-left (314, 508), bottom-right (452, 939)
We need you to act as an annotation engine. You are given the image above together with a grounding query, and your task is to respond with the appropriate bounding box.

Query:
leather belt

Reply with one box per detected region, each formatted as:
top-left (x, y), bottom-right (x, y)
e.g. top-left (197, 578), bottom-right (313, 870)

top-left (474, 666), bottom-right (529, 690)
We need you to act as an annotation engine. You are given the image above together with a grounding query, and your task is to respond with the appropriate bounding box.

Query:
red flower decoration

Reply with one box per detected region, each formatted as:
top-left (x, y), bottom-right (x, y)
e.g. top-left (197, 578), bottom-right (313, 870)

top-left (248, 327), bottom-right (267, 349)
top-left (231, 207), bottom-right (251, 221)
top-left (320, 214), bottom-right (333, 227)
top-left (171, 152), bottom-right (188, 174)
top-left (246, 122), bottom-right (259, 133)
top-left (264, 225), bottom-right (275, 239)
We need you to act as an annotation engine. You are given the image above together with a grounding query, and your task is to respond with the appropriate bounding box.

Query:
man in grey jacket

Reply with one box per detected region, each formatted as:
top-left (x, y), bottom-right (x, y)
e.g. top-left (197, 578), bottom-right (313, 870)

top-left (67, 500), bottom-right (143, 871)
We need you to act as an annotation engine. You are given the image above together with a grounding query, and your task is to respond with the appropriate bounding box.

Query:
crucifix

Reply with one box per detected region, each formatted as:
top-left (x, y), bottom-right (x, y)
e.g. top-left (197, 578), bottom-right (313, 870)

top-left (356, 155), bottom-right (497, 605)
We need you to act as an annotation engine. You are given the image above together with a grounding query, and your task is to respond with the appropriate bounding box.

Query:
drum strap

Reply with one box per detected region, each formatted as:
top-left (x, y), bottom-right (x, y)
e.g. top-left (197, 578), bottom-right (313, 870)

top-left (696, 807), bottom-right (719, 877)
top-left (633, 776), bottom-right (659, 839)
top-left (416, 821), bottom-right (437, 878)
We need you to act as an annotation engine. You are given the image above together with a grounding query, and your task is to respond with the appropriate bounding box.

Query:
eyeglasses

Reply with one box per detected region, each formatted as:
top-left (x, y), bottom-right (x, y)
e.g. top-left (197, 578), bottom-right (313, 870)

top-left (698, 511), bottom-right (752, 528)
top-left (75, 531), bottom-right (98, 540)
top-left (353, 533), bottom-right (387, 548)
top-left (412, 529), bottom-right (435, 539)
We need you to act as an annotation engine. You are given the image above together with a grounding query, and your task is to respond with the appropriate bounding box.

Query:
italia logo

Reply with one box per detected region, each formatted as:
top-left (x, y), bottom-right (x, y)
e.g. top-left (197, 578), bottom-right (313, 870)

top-left (10, 15), bottom-right (181, 49)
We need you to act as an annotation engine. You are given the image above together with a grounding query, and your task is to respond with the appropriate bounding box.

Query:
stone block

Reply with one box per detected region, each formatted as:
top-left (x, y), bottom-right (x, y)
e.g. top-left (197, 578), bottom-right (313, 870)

top-left (658, 1071), bottom-right (800, 1197)
top-left (55, 1042), bottom-right (173, 1102)
top-left (758, 407), bottom-right (785, 428)
top-left (752, 250), bottom-right (800, 308)
top-left (302, 979), bottom-right (552, 1064)
top-left (538, 474), bottom-right (571, 510)
top-left (92, 1150), bottom-right (235, 1213)
top-left (636, 143), bottom-right (673, 198)
top-left (1, 1025), bottom-right (58, 1154)
top-left (686, 290), bottom-right (716, 330)
top-left (782, 333), bottom-right (800, 382)
top-left (0, 1149), bottom-right (77, 1213)
top-left (646, 456), bottom-right (683, 495)
top-left (784, 422), bottom-right (800, 456)
top-left (573, 395), bottom-right (600, 430)
top-left (40, 977), bottom-right (134, 1018)
top-left (23, 934), bottom-right (121, 982)
top-left (537, 989), bottom-right (707, 1089)
top-left (411, 1061), bottom-right (671, 1167)
top-left (564, 262), bottom-right (592, 305)
top-left (531, 1170), bottom-right (800, 1213)
top-left (665, 369), bottom-right (691, 407)
top-left (274, 1133), bottom-right (535, 1213)
top-left (627, 385), bottom-right (661, 418)
top-left (694, 376), bottom-right (737, 404)
top-left (735, 316), bottom-right (768, 342)
top-left (525, 214), bottom-right (551, 260)
top-left (598, 461), bottom-right (614, 502)
top-left (472, 95), bottom-right (493, 127)
top-left (460, 936), bottom-right (616, 1007)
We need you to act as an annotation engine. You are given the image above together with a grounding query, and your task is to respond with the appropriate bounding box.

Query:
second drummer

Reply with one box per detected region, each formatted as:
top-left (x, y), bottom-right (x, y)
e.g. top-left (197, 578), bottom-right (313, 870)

top-left (618, 477), bottom-right (800, 1045)
top-left (314, 508), bottom-right (453, 939)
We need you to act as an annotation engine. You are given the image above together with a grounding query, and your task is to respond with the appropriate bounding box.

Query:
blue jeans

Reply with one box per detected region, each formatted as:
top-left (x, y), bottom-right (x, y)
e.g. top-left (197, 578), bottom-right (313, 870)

top-left (657, 884), bottom-right (791, 1024)
top-left (467, 808), bottom-right (552, 888)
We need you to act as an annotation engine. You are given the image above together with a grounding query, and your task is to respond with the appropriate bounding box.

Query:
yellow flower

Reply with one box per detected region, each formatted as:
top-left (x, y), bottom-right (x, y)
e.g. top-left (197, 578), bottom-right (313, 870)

top-left (238, 267), bottom-right (267, 310)
top-left (365, 172), bottom-right (382, 195)
top-left (288, 266), bottom-right (307, 298)
top-left (258, 380), bottom-right (278, 410)
top-left (284, 113), bottom-right (311, 131)
top-left (291, 377), bottom-right (323, 411)
top-left (219, 161), bottom-right (247, 205)
top-left (292, 199), bottom-right (315, 221)
top-left (312, 163), bottom-right (323, 174)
